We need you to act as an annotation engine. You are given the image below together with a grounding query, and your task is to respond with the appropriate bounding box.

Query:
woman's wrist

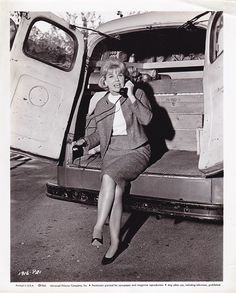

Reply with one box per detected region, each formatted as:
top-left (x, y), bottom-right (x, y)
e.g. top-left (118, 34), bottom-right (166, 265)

top-left (81, 138), bottom-right (88, 147)
top-left (76, 138), bottom-right (88, 147)
top-left (128, 94), bottom-right (136, 103)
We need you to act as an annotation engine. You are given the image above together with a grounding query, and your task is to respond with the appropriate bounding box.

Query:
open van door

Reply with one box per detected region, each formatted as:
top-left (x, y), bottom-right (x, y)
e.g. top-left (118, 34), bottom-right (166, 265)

top-left (10, 12), bottom-right (85, 159)
top-left (199, 12), bottom-right (223, 175)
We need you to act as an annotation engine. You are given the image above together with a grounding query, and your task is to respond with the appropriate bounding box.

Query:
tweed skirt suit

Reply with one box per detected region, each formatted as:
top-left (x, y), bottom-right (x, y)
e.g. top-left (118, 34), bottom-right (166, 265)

top-left (85, 88), bottom-right (153, 189)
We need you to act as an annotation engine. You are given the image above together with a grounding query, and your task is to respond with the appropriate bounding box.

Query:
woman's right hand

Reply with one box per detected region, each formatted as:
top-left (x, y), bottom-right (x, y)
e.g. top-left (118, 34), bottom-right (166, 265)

top-left (125, 80), bottom-right (136, 103)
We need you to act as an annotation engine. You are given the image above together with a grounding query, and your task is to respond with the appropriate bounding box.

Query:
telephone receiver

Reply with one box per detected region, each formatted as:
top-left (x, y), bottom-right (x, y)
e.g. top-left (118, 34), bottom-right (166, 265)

top-left (119, 77), bottom-right (131, 97)
top-left (119, 87), bottom-right (128, 97)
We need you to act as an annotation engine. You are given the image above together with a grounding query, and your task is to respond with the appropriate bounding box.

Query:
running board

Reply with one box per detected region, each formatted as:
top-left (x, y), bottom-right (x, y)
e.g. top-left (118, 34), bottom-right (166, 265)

top-left (46, 182), bottom-right (223, 223)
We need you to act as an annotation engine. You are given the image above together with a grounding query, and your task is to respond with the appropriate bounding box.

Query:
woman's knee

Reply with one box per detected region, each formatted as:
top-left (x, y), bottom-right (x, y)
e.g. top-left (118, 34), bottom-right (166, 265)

top-left (100, 174), bottom-right (116, 192)
top-left (102, 174), bottom-right (116, 185)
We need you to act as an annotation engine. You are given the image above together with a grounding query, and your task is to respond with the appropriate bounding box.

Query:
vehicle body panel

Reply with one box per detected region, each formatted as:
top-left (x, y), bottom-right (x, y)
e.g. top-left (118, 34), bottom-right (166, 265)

top-left (88, 11), bottom-right (209, 37)
top-left (10, 12), bottom-right (85, 159)
top-left (198, 12), bottom-right (223, 174)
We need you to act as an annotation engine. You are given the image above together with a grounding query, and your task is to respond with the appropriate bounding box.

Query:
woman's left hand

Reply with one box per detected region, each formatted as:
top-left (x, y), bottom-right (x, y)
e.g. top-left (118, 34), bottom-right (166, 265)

top-left (125, 80), bottom-right (136, 103)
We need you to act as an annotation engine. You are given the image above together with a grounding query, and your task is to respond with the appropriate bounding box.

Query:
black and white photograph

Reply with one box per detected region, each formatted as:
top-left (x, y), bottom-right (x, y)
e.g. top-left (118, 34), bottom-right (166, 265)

top-left (1, 1), bottom-right (236, 292)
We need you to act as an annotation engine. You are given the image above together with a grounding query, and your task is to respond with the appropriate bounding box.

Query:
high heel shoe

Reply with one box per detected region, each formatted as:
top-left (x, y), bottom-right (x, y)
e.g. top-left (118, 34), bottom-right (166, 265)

top-left (101, 242), bottom-right (128, 265)
top-left (101, 250), bottom-right (119, 265)
top-left (91, 237), bottom-right (103, 248)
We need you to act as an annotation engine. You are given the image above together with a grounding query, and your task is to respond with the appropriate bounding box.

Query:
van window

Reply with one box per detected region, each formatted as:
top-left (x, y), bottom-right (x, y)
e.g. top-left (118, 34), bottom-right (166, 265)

top-left (210, 13), bottom-right (223, 63)
top-left (24, 20), bottom-right (76, 70)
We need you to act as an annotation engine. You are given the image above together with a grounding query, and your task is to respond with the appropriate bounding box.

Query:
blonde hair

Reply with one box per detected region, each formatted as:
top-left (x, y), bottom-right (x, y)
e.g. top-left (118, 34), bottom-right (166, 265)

top-left (98, 58), bottom-right (128, 90)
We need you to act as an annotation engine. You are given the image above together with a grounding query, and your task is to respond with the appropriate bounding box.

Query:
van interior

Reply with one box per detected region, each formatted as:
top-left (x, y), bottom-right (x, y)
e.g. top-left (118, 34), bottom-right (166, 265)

top-left (68, 25), bottom-right (207, 198)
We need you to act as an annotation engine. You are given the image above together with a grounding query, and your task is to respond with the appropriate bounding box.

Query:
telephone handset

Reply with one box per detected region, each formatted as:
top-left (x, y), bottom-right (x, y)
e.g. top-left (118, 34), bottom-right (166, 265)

top-left (119, 77), bottom-right (132, 97)
top-left (119, 87), bottom-right (128, 97)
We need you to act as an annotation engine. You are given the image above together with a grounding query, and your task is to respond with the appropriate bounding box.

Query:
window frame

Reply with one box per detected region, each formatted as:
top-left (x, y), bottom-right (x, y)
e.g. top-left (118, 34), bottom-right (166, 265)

top-left (23, 17), bottom-right (78, 72)
top-left (210, 12), bottom-right (223, 64)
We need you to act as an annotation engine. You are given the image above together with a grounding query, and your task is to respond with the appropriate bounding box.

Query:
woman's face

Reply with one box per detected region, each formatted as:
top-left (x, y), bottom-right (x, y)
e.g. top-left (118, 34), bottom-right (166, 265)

top-left (105, 68), bottom-right (125, 95)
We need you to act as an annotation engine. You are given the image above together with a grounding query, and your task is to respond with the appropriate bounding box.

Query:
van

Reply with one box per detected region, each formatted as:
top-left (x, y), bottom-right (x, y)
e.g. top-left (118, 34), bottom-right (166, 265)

top-left (10, 11), bottom-right (223, 222)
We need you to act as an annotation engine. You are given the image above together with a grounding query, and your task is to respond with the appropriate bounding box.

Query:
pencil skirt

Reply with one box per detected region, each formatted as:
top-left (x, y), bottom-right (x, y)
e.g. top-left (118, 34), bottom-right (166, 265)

top-left (101, 137), bottom-right (151, 190)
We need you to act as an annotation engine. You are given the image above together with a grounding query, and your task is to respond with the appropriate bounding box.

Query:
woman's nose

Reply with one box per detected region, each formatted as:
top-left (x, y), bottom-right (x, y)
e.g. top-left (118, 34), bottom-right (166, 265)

top-left (114, 75), bottom-right (119, 81)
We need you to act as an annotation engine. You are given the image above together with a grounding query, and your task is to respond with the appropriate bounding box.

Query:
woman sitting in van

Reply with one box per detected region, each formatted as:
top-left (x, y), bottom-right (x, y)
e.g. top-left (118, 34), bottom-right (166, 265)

top-left (74, 58), bottom-right (153, 265)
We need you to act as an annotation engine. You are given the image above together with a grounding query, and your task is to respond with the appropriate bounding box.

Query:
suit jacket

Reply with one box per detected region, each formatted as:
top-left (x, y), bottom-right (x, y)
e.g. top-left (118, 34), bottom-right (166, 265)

top-left (85, 88), bottom-right (152, 159)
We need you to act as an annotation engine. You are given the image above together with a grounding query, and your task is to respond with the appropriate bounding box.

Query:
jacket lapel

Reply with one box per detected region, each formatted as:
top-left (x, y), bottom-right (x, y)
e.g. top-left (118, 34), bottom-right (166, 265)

top-left (99, 95), bottom-right (115, 157)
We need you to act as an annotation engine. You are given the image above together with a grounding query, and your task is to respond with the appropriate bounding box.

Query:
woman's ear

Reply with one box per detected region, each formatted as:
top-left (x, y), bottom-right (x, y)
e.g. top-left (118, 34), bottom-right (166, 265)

top-left (98, 76), bottom-right (108, 90)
